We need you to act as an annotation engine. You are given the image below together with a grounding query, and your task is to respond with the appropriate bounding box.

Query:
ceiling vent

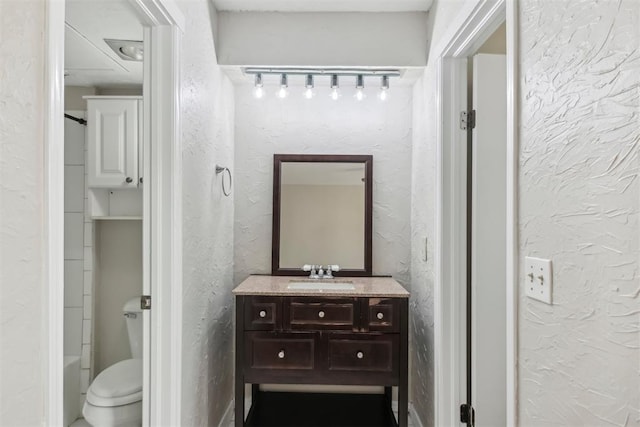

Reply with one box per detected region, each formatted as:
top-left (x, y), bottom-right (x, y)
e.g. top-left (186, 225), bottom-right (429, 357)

top-left (104, 39), bottom-right (144, 62)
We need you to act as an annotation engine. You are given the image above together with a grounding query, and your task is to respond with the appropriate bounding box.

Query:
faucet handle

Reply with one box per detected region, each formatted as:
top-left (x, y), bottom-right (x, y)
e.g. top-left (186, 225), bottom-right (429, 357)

top-left (328, 265), bottom-right (340, 272)
top-left (302, 264), bottom-right (312, 272)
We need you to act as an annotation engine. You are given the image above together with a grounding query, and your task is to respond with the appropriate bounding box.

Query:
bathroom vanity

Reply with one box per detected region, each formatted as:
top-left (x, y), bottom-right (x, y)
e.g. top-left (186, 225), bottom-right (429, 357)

top-left (233, 275), bottom-right (409, 427)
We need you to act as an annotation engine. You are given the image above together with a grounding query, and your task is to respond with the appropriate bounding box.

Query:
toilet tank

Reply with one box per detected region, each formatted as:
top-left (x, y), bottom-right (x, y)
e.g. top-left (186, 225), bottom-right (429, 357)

top-left (123, 297), bottom-right (143, 359)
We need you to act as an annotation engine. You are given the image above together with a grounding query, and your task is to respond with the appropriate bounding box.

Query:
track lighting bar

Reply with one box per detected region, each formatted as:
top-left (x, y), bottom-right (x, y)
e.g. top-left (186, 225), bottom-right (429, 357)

top-left (248, 68), bottom-right (398, 101)
top-left (245, 67), bottom-right (401, 77)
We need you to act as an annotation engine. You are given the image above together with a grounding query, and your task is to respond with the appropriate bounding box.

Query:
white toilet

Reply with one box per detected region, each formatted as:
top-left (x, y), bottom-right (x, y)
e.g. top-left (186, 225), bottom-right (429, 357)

top-left (83, 298), bottom-right (143, 427)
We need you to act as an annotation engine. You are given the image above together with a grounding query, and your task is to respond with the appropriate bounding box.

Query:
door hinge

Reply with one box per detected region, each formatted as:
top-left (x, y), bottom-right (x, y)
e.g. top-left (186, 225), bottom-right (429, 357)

top-left (141, 295), bottom-right (151, 310)
top-left (460, 110), bottom-right (476, 130)
top-left (460, 403), bottom-right (475, 425)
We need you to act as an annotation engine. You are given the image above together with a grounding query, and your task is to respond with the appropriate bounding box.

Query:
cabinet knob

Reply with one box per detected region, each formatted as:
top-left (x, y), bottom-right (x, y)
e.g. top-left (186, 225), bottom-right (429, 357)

top-left (125, 177), bottom-right (133, 183)
top-left (278, 350), bottom-right (285, 359)
top-left (318, 311), bottom-right (325, 318)
top-left (259, 310), bottom-right (267, 318)
top-left (377, 312), bottom-right (384, 320)
top-left (356, 351), bottom-right (364, 359)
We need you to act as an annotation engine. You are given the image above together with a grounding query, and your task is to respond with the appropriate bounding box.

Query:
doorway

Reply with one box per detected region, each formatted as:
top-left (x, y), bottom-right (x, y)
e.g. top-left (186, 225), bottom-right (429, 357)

top-left (433, 0), bottom-right (518, 426)
top-left (45, 0), bottom-right (184, 425)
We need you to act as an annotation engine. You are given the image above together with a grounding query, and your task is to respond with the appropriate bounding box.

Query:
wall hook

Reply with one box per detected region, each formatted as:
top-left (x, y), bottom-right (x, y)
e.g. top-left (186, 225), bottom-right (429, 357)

top-left (215, 165), bottom-right (232, 197)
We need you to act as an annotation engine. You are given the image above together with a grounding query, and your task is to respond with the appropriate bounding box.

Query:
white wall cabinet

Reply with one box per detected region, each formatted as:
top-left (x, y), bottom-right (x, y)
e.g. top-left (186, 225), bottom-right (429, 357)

top-left (84, 96), bottom-right (143, 219)
top-left (86, 97), bottom-right (142, 188)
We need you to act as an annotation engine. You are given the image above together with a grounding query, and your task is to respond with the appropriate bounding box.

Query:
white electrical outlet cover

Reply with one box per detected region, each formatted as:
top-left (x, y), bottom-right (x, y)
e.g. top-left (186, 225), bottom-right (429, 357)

top-left (525, 256), bottom-right (553, 304)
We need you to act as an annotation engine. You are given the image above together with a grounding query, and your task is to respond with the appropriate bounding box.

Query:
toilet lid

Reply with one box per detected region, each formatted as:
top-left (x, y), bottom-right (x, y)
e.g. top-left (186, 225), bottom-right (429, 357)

top-left (87, 359), bottom-right (143, 407)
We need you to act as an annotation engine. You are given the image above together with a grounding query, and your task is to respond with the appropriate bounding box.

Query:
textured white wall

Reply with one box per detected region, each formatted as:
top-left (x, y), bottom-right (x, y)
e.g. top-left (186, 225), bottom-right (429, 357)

top-left (0, 0), bottom-right (46, 425)
top-left (234, 84), bottom-right (413, 286)
top-left (410, 1), bottom-right (470, 425)
top-left (177, 1), bottom-right (236, 425)
top-left (518, 1), bottom-right (639, 425)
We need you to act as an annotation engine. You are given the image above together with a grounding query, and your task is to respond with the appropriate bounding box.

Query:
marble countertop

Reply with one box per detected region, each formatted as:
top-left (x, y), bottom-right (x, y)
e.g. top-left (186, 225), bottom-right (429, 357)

top-left (232, 275), bottom-right (409, 298)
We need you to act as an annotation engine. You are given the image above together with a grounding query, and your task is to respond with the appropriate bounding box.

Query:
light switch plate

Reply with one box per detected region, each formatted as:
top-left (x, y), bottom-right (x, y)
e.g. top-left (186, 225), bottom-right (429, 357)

top-left (525, 256), bottom-right (553, 304)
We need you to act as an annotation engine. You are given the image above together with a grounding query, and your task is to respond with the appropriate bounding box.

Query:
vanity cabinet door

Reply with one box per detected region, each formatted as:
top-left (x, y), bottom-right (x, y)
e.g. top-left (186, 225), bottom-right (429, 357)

top-left (285, 297), bottom-right (359, 331)
top-left (244, 296), bottom-right (282, 331)
top-left (326, 333), bottom-right (399, 383)
top-left (363, 298), bottom-right (400, 332)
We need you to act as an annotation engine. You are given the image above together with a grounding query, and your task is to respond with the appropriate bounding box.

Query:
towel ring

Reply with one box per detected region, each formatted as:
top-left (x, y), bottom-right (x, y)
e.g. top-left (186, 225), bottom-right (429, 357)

top-left (215, 165), bottom-right (232, 197)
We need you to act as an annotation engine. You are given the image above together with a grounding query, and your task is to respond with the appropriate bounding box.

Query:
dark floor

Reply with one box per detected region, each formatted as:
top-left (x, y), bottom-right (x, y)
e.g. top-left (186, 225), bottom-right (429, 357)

top-left (243, 392), bottom-right (399, 427)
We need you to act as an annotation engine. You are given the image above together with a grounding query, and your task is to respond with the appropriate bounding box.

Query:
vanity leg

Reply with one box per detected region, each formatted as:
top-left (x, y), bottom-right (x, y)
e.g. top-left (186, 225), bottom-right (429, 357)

top-left (398, 298), bottom-right (409, 427)
top-left (235, 296), bottom-right (245, 427)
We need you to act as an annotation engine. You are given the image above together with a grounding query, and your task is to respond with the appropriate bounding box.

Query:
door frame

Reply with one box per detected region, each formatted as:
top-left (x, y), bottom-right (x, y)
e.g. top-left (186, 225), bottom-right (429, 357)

top-left (432, 0), bottom-right (518, 425)
top-left (44, 0), bottom-right (185, 425)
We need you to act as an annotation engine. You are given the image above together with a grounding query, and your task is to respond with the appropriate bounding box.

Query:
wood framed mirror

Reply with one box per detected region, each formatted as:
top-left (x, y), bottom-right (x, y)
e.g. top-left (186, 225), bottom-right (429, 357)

top-left (272, 154), bottom-right (373, 276)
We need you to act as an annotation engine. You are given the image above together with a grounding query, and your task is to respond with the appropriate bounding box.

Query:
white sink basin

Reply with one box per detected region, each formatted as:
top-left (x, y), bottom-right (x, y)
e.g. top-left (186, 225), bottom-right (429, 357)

top-left (287, 280), bottom-right (355, 291)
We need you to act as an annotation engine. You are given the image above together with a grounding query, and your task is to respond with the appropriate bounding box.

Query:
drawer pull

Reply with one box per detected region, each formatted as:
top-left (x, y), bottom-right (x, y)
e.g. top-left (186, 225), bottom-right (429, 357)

top-left (356, 351), bottom-right (364, 359)
top-left (259, 310), bottom-right (267, 318)
top-left (318, 311), bottom-right (325, 318)
top-left (278, 350), bottom-right (285, 359)
top-left (377, 312), bottom-right (384, 320)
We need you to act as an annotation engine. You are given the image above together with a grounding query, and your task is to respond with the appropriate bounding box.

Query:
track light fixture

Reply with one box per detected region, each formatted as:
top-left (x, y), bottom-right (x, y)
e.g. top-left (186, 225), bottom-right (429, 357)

top-left (253, 73), bottom-right (264, 99)
top-left (355, 75), bottom-right (365, 101)
top-left (330, 74), bottom-right (340, 101)
top-left (277, 74), bottom-right (289, 99)
top-left (379, 75), bottom-right (389, 101)
top-left (244, 68), bottom-right (399, 101)
top-left (304, 74), bottom-right (315, 99)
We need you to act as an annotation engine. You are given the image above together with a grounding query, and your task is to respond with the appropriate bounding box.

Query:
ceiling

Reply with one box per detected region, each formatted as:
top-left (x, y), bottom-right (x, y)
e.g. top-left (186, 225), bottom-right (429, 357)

top-left (64, 0), bottom-right (143, 87)
top-left (213, 0), bottom-right (433, 12)
top-left (63, 0), bottom-right (430, 88)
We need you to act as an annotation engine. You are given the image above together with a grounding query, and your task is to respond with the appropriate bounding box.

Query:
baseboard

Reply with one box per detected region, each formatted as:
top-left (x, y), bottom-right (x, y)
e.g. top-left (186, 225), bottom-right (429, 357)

top-left (218, 400), bottom-right (234, 427)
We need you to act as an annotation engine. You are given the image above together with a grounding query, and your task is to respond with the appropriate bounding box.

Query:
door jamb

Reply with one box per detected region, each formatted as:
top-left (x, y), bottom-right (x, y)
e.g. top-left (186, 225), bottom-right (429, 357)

top-left (432, 0), bottom-right (518, 425)
top-left (44, 0), bottom-right (184, 425)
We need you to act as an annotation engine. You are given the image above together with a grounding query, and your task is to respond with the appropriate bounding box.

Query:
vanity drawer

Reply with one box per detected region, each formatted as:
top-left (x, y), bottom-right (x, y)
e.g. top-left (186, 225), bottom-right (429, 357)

top-left (244, 296), bottom-right (281, 331)
top-left (286, 298), bottom-right (358, 331)
top-left (364, 298), bottom-right (400, 332)
top-left (327, 334), bottom-right (398, 376)
top-left (245, 332), bottom-right (316, 371)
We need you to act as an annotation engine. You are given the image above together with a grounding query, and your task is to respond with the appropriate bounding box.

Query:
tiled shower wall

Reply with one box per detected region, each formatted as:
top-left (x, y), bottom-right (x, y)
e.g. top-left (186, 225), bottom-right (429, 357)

top-left (64, 111), bottom-right (94, 407)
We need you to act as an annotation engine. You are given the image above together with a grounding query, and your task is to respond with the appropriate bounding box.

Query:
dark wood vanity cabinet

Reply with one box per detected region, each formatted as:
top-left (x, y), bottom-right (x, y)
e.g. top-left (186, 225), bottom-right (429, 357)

top-left (235, 295), bottom-right (408, 427)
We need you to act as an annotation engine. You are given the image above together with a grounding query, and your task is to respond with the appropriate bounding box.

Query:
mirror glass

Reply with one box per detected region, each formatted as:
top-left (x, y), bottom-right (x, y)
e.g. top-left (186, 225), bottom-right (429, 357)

top-left (272, 155), bottom-right (372, 276)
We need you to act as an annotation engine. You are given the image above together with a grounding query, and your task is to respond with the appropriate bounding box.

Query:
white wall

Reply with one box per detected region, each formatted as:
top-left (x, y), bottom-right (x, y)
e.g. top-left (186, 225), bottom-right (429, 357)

top-left (0, 1), bottom-right (46, 424)
top-left (518, 1), bottom-right (639, 424)
top-left (234, 83), bottom-right (413, 285)
top-left (177, 1), bottom-right (236, 425)
top-left (94, 220), bottom-right (142, 373)
top-left (217, 11), bottom-right (428, 67)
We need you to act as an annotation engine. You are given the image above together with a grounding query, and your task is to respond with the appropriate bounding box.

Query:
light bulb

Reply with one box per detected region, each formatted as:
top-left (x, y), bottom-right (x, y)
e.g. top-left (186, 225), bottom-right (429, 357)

top-left (303, 74), bottom-right (315, 99)
top-left (277, 74), bottom-right (288, 99)
top-left (253, 73), bottom-right (264, 99)
top-left (354, 74), bottom-right (365, 101)
top-left (330, 74), bottom-right (340, 100)
top-left (379, 75), bottom-right (389, 101)
top-left (277, 87), bottom-right (289, 99)
top-left (304, 88), bottom-right (315, 99)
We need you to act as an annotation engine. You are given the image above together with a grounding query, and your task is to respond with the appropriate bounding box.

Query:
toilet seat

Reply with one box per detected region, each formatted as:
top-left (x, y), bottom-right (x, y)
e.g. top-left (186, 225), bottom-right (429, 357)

top-left (87, 359), bottom-right (142, 407)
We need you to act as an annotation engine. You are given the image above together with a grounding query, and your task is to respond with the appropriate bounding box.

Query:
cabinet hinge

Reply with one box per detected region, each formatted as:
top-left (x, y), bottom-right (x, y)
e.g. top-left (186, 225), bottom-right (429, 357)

top-left (460, 403), bottom-right (475, 426)
top-left (141, 295), bottom-right (151, 310)
top-left (460, 110), bottom-right (476, 130)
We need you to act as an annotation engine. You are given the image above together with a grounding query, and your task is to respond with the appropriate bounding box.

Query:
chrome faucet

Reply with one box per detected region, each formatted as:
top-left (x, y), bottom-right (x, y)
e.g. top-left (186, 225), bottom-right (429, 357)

top-left (302, 264), bottom-right (340, 279)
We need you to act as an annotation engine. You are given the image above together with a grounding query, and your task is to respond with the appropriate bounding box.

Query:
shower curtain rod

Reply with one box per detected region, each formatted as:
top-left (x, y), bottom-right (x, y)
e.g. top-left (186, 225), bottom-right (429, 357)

top-left (64, 114), bottom-right (87, 126)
